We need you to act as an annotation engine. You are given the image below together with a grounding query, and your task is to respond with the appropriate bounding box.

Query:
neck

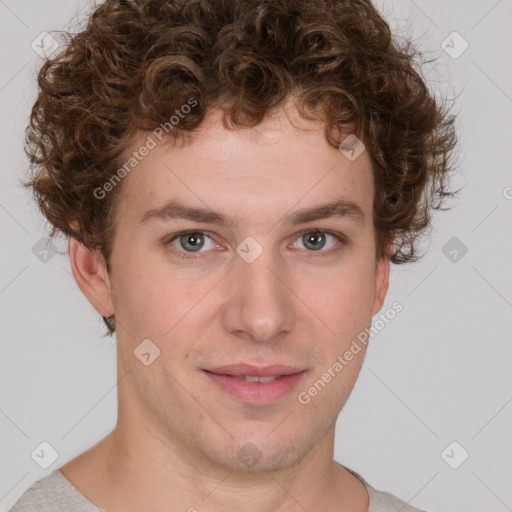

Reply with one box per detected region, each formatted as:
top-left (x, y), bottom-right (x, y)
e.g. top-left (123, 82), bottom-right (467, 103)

top-left (61, 420), bottom-right (368, 512)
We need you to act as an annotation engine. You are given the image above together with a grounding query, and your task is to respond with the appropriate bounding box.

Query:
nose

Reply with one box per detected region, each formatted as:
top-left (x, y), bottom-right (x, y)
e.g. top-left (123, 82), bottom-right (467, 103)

top-left (221, 247), bottom-right (296, 343)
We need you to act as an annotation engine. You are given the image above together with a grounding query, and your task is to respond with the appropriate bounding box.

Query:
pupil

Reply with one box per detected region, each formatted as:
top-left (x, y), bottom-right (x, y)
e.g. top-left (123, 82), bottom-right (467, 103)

top-left (304, 231), bottom-right (325, 251)
top-left (182, 233), bottom-right (203, 252)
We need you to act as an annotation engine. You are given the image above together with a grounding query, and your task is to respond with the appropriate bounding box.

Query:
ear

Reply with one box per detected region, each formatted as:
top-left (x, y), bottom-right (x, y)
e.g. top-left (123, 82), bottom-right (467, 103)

top-left (371, 246), bottom-right (391, 316)
top-left (68, 232), bottom-right (114, 318)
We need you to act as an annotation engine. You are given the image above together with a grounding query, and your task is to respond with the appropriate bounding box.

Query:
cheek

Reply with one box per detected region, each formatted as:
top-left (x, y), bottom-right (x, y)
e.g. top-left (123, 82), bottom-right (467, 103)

top-left (299, 265), bottom-right (376, 339)
top-left (113, 257), bottom-right (222, 342)
top-left (109, 255), bottom-right (178, 337)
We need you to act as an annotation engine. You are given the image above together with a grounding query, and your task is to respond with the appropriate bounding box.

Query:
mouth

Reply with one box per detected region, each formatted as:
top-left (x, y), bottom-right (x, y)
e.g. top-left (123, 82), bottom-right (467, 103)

top-left (226, 375), bottom-right (283, 383)
top-left (203, 364), bottom-right (307, 404)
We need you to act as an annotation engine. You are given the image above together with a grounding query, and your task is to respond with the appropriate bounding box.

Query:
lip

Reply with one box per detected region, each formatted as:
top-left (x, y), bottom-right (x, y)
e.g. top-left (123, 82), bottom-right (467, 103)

top-left (206, 364), bottom-right (304, 377)
top-left (203, 364), bottom-right (307, 404)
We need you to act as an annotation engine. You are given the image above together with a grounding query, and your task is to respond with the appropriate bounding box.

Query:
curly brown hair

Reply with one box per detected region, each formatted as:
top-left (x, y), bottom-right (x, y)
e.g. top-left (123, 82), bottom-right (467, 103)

top-left (23, 0), bottom-right (459, 337)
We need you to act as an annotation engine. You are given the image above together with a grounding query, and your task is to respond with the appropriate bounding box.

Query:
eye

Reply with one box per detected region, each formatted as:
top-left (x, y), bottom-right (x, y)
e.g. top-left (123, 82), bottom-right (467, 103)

top-left (292, 229), bottom-right (347, 256)
top-left (165, 229), bottom-right (348, 260)
top-left (166, 231), bottom-right (218, 258)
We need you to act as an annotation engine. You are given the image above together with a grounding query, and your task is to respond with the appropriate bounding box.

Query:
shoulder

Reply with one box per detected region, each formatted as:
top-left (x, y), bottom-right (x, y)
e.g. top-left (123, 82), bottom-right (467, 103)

top-left (364, 483), bottom-right (427, 512)
top-left (343, 465), bottom-right (428, 512)
top-left (9, 470), bottom-right (60, 512)
top-left (8, 469), bottom-right (103, 512)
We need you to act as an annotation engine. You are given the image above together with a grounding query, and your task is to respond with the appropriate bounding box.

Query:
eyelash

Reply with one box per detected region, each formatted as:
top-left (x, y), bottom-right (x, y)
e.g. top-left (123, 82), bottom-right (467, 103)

top-left (164, 229), bottom-right (349, 260)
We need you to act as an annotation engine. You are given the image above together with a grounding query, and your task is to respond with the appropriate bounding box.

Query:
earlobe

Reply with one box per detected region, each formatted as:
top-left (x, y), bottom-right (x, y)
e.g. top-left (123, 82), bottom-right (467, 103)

top-left (68, 235), bottom-right (114, 318)
top-left (371, 250), bottom-right (391, 316)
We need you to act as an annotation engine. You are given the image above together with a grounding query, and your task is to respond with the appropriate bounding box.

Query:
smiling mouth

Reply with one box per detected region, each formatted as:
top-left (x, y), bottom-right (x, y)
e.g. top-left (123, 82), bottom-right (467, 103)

top-left (202, 366), bottom-right (307, 404)
top-left (204, 363), bottom-right (305, 377)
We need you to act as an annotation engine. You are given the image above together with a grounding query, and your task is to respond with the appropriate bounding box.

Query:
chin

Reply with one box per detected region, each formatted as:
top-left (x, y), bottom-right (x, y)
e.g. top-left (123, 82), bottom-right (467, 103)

top-left (202, 433), bottom-right (315, 474)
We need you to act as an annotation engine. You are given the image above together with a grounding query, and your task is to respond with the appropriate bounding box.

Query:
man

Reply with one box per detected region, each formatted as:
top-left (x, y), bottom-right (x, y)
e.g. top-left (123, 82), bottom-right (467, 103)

top-left (11, 0), bottom-right (457, 510)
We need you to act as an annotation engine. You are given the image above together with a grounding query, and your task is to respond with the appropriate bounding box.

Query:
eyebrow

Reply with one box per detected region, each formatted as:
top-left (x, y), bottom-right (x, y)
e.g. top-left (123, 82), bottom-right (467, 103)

top-left (138, 198), bottom-right (366, 228)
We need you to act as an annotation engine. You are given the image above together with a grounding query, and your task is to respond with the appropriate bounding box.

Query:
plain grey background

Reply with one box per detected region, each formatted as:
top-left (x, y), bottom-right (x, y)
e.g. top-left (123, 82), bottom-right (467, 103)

top-left (1, 1), bottom-right (511, 511)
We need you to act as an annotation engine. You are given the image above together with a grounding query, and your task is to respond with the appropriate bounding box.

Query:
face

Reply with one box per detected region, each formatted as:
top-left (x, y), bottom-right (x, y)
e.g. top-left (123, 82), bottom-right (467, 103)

top-left (74, 103), bottom-right (390, 474)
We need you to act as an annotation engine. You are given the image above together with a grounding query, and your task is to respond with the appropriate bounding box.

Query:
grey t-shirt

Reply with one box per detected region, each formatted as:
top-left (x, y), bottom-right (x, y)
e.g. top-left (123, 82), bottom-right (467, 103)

top-left (9, 466), bottom-right (425, 512)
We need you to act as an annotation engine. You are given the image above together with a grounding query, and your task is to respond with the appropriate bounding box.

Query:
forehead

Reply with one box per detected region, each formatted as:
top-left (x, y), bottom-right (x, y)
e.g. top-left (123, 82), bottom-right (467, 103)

top-left (115, 106), bottom-right (374, 227)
